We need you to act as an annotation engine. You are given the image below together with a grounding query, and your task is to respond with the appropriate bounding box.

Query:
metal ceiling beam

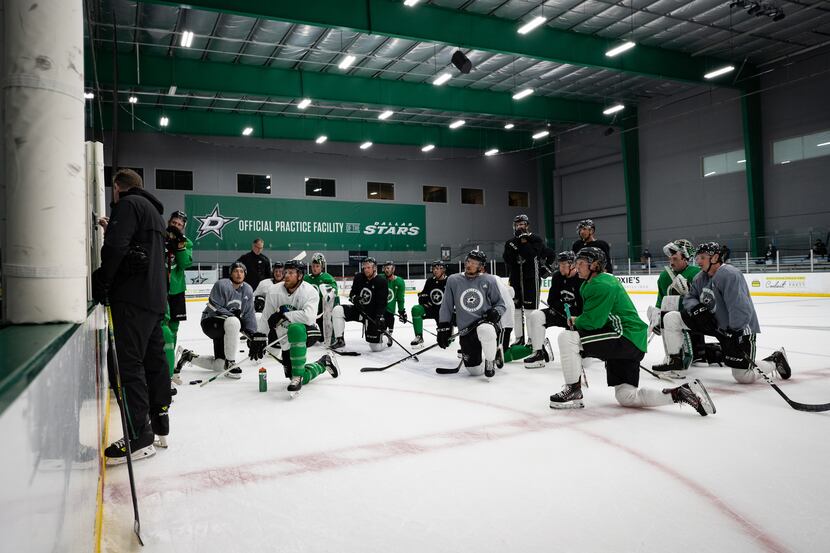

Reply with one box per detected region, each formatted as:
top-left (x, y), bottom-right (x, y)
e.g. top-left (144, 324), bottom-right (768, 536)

top-left (91, 51), bottom-right (610, 125)
top-left (96, 103), bottom-right (537, 151)
top-left (139, 0), bottom-right (741, 86)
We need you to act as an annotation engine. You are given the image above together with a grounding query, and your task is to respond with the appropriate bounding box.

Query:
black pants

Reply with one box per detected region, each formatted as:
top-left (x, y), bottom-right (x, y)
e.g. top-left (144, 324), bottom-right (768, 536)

top-left (168, 291), bottom-right (187, 321)
top-left (201, 316), bottom-right (232, 359)
top-left (384, 311), bottom-right (396, 332)
top-left (579, 326), bottom-right (645, 387)
top-left (343, 305), bottom-right (383, 343)
top-left (510, 275), bottom-right (540, 310)
top-left (542, 308), bottom-right (569, 328)
top-left (109, 302), bottom-right (170, 439)
top-left (680, 310), bottom-right (754, 370)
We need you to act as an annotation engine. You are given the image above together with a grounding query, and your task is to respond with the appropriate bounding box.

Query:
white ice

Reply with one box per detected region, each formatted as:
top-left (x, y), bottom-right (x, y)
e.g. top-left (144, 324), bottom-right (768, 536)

top-left (102, 293), bottom-right (830, 553)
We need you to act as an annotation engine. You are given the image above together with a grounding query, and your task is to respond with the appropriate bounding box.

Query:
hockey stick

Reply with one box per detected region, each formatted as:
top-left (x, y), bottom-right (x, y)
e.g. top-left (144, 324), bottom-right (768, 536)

top-left (639, 364), bottom-right (676, 382)
top-left (199, 335), bottom-right (283, 387)
top-left (400, 316), bottom-right (437, 337)
top-left (291, 250), bottom-right (307, 262)
top-left (360, 321), bottom-right (483, 372)
top-left (745, 354), bottom-right (830, 412)
top-left (358, 308), bottom-right (419, 361)
top-left (436, 359), bottom-right (464, 374)
top-left (328, 347), bottom-right (361, 356)
top-left (105, 305), bottom-right (144, 546)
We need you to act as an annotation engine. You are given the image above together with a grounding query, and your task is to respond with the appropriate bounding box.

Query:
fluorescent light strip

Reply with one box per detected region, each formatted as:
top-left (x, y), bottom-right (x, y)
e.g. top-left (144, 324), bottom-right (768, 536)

top-left (315, 135), bottom-right (327, 144)
top-left (404, 0), bottom-right (421, 5)
top-left (168, 85), bottom-right (177, 96)
top-left (781, 160), bottom-right (791, 164)
top-left (517, 16), bottom-right (547, 35)
top-left (704, 65), bottom-right (735, 80)
top-left (360, 141), bottom-right (373, 150)
top-left (160, 116), bottom-right (169, 127)
top-left (242, 127), bottom-right (253, 136)
top-left (605, 41), bottom-right (635, 57)
top-left (603, 104), bottom-right (625, 115)
top-left (432, 72), bottom-right (452, 86)
top-left (313, 188), bottom-right (322, 192)
top-left (338, 55), bottom-right (356, 70)
top-left (128, 95), bottom-right (138, 104)
top-left (297, 98), bottom-right (312, 109)
top-left (485, 148), bottom-right (499, 156)
top-left (180, 30), bottom-right (194, 48)
top-left (449, 119), bottom-right (466, 129)
top-left (421, 144), bottom-right (435, 152)
top-left (737, 159), bottom-right (746, 163)
top-left (704, 171), bottom-right (717, 177)
top-left (532, 130), bottom-right (549, 140)
top-left (84, 92), bottom-right (94, 100)
top-left (512, 88), bottom-right (534, 100)
top-left (378, 110), bottom-right (394, 120)
top-left (504, 123), bottom-right (514, 130)
top-left (817, 141), bottom-right (830, 147)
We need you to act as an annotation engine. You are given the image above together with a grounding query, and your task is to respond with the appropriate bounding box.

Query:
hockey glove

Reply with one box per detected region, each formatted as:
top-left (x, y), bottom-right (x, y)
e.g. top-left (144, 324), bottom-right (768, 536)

top-left (687, 303), bottom-right (718, 335)
top-left (484, 307), bottom-right (501, 324)
top-left (230, 307), bottom-right (242, 320)
top-left (398, 310), bottom-right (408, 324)
top-left (646, 305), bottom-right (662, 336)
top-left (254, 296), bottom-right (266, 313)
top-left (669, 274), bottom-right (690, 296)
top-left (437, 322), bottom-right (453, 349)
top-left (268, 310), bottom-right (287, 329)
top-left (247, 332), bottom-right (267, 361)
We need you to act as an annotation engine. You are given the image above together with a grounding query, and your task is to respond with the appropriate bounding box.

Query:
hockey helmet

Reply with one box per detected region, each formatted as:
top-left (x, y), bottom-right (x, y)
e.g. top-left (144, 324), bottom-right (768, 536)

top-left (363, 256), bottom-right (377, 266)
top-left (663, 239), bottom-right (695, 260)
top-left (695, 242), bottom-right (722, 259)
top-left (272, 261), bottom-right (284, 270)
top-left (229, 261), bottom-right (247, 274)
top-left (170, 210), bottom-right (188, 223)
top-left (466, 249), bottom-right (487, 265)
top-left (311, 252), bottom-right (327, 270)
top-left (575, 247), bottom-right (606, 271)
top-left (431, 260), bottom-right (446, 270)
top-left (283, 259), bottom-right (306, 275)
top-left (576, 219), bottom-right (595, 232)
top-left (556, 251), bottom-right (576, 264)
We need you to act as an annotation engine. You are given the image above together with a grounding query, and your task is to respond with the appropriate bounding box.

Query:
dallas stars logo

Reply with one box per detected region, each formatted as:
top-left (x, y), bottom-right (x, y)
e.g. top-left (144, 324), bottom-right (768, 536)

top-left (194, 204), bottom-right (237, 240)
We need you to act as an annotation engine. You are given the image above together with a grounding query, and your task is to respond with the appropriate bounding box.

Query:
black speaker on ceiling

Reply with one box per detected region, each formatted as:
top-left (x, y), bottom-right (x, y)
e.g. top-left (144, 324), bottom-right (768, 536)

top-left (451, 50), bottom-right (473, 74)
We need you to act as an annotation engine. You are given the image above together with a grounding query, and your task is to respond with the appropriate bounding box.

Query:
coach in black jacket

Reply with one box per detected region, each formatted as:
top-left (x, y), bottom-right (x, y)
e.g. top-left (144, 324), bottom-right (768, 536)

top-left (92, 168), bottom-right (170, 463)
top-left (237, 238), bottom-right (271, 289)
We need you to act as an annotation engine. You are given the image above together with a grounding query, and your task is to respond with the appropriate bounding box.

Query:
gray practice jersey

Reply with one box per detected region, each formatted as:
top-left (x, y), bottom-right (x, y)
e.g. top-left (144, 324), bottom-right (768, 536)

top-left (440, 273), bottom-right (505, 331)
top-left (201, 278), bottom-right (257, 335)
top-left (683, 263), bottom-right (760, 334)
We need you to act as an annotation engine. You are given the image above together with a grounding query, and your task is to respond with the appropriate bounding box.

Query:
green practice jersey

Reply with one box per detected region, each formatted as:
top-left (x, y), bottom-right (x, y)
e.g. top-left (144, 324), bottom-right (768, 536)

top-left (656, 264), bottom-right (700, 308)
top-left (168, 237), bottom-right (193, 295)
top-left (386, 275), bottom-right (406, 313)
top-left (574, 272), bottom-right (647, 352)
top-left (304, 272), bottom-right (340, 314)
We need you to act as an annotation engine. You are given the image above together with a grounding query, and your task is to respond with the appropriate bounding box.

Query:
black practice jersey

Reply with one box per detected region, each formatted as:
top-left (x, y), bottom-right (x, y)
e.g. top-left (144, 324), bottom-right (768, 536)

top-left (349, 272), bottom-right (389, 320)
top-left (547, 272), bottom-right (584, 317)
top-left (418, 277), bottom-right (448, 310)
top-left (571, 238), bottom-right (613, 274)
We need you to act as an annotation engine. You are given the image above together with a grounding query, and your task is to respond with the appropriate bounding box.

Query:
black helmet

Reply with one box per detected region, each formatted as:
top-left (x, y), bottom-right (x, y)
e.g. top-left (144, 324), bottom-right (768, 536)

top-left (696, 242), bottom-right (722, 259)
top-left (466, 249), bottom-right (487, 264)
top-left (272, 261), bottom-right (284, 270)
top-left (575, 247), bottom-right (606, 271)
top-left (556, 251), bottom-right (576, 263)
top-left (283, 259), bottom-right (306, 275)
top-left (513, 214), bottom-right (529, 224)
top-left (170, 210), bottom-right (188, 223)
top-left (576, 219), bottom-right (595, 232)
top-left (229, 261), bottom-right (247, 274)
top-left (383, 260), bottom-right (396, 270)
top-left (431, 260), bottom-right (446, 269)
top-left (363, 256), bottom-right (377, 266)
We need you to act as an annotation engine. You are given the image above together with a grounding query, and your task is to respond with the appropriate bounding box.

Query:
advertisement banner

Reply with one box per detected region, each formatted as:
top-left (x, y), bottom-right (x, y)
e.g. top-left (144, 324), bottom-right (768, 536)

top-left (185, 194), bottom-right (426, 251)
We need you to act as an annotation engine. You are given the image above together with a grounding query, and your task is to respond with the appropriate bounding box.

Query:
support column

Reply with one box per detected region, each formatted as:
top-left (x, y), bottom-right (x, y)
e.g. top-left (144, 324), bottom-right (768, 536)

top-left (621, 111), bottom-right (642, 262)
top-left (537, 144), bottom-right (556, 248)
top-left (741, 79), bottom-right (765, 257)
top-left (3, 0), bottom-right (87, 323)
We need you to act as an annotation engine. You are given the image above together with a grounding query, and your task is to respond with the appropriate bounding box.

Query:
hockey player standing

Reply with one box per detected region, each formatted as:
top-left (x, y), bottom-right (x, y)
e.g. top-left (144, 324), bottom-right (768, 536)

top-left (503, 214), bottom-right (544, 345)
top-left (659, 242), bottom-right (791, 384)
top-left (331, 257), bottom-right (390, 351)
top-left (383, 261), bottom-right (407, 342)
top-left (524, 251), bottom-right (583, 369)
top-left (438, 250), bottom-right (506, 378)
top-left (549, 247), bottom-right (716, 416)
top-left (163, 210), bottom-right (192, 380)
top-left (410, 260), bottom-right (448, 347)
top-left (571, 219), bottom-right (613, 274)
top-left (256, 260), bottom-right (338, 397)
top-left (253, 262), bottom-right (284, 312)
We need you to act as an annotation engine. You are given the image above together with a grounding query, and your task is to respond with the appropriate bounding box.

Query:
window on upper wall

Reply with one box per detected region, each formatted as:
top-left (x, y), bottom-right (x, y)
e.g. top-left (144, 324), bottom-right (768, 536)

top-left (156, 169), bottom-right (194, 190)
top-left (305, 177), bottom-right (336, 197)
top-left (702, 149), bottom-right (746, 178)
top-left (773, 129), bottom-right (830, 165)
top-left (461, 188), bottom-right (484, 205)
top-left (508, 191), bottom-right (529, 207)
top-left (422, 185), bottom-right (447, 203)
top-left (104, 166), bottom-right (144, 187)
top-left (367, 181), bottom-right (394, 200)
top-left (238, 173), bottom-right (271, 194)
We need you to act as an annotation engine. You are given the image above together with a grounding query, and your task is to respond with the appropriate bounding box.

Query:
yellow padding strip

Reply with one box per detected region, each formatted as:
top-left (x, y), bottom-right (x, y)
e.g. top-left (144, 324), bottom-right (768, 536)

top-left (94, 391), bottom-right (111, 553)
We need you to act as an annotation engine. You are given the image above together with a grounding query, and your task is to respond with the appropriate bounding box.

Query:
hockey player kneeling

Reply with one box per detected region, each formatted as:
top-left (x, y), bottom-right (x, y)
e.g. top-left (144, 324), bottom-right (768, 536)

top-left (256, 260), bottom-right (338, 398)
top-left (438, 250), bottom-right (505, 378)
top-left (549, 247), bottom-right (716, 416)
top-left (410, 260), bottom-right (448, 347)
top-left (331, 257), bottom-right (390, 352)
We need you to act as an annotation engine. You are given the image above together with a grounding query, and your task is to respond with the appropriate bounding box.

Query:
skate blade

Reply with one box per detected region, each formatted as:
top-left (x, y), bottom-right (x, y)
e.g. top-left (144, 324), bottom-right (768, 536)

top-left (106, 445), bottom-right (157, 465)
top-left (224, 372), bottom-right (242, 380)
top-left (524, 362), bottom-right (546, 369)
top-left (172, 374), bottom-right (182, 385)
top-left (288, 391), bottom-right (300, 399)
top-left (154, 436), bottom-right (168, 449)
top-left (549, 400), bottom-right (584, 410)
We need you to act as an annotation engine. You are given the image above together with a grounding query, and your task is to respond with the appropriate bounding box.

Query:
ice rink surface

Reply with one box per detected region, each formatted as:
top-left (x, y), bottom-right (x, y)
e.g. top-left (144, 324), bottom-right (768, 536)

top-left (102, 292), bottom-right (830, 553)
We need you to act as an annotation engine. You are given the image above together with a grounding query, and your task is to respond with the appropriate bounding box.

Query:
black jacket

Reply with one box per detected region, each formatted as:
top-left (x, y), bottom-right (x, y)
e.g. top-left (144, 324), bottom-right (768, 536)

top-left (572, 238), bottom-right (614, 274)
top-left (503, 232), bottom-right (544, 289)
top-left (237, 250), bottom-right (271, 289)
top-left (96, 188), bottom-right (167, 314)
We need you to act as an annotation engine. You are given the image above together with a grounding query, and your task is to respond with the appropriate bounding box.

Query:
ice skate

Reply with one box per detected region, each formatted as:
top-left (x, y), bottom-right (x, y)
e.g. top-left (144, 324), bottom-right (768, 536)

top-left (549, 382), bottom-right (584, 409)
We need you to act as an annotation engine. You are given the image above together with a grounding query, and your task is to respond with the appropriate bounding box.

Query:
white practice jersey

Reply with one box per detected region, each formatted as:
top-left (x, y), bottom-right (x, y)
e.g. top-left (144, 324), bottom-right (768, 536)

top-left (496, 277), bottom-right (515, 329)
top-left (253, 278), bottom-right (279, 298)
top-left (257, 280), bottom-right (319, 334)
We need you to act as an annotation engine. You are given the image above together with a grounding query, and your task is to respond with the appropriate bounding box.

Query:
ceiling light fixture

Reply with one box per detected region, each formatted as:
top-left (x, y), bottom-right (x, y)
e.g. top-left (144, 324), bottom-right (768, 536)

top-left (485, 148), bottom-right (499, 156)
top-left (605, 41), bottom-right (635, 57)
top-left (704, 171), bottom-right (717, 176)
top-left (242, 127), bottom-right (254, 136)
top-left (160, 116), bottom-right (169, 127)
top-left (817, 141), bottom-right (830, 147)
top-left (315, 135), bottom-right (328, 144)
top-left (432, 72), bottom-right (452, 86)
top-left (512, 88), bottom-right (534, 100)
top-left (84, 91), bottom-right (94, 100)
top-left (338, 55), bottom-right (356, 70)
top-left (378, 110), bottom-right (394, 120)
top-left (532, 130), bottom-right (549, 140)
top-left (504, 123), bottom-right (515, 130)
top-left (180, 30), bottom-right (194, 48)
top-left (421, 144), bottom-right (435, 152)
top-left (737, 159), bottom-right (747, 163)
top-left (360, 141), bottom-right (373, 150)
top-left (167, 85), bottom-right (177, 96)
top-left (603, 104), bottom-right (625, 115)
top-left (517, 16), bottom-right (547, 35)
top-left (704, 65), bottom-right (735, 80)
top-left (297, 98), bottom-right (312, 109)
top-left (404, 0), bottom-right (421, 6)
top-left (313, 188), bottom-right (322, 192)
top-left (128, 95), bottom-right (138, 104)
top-left (449, 119), bottom-right (466, 129)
